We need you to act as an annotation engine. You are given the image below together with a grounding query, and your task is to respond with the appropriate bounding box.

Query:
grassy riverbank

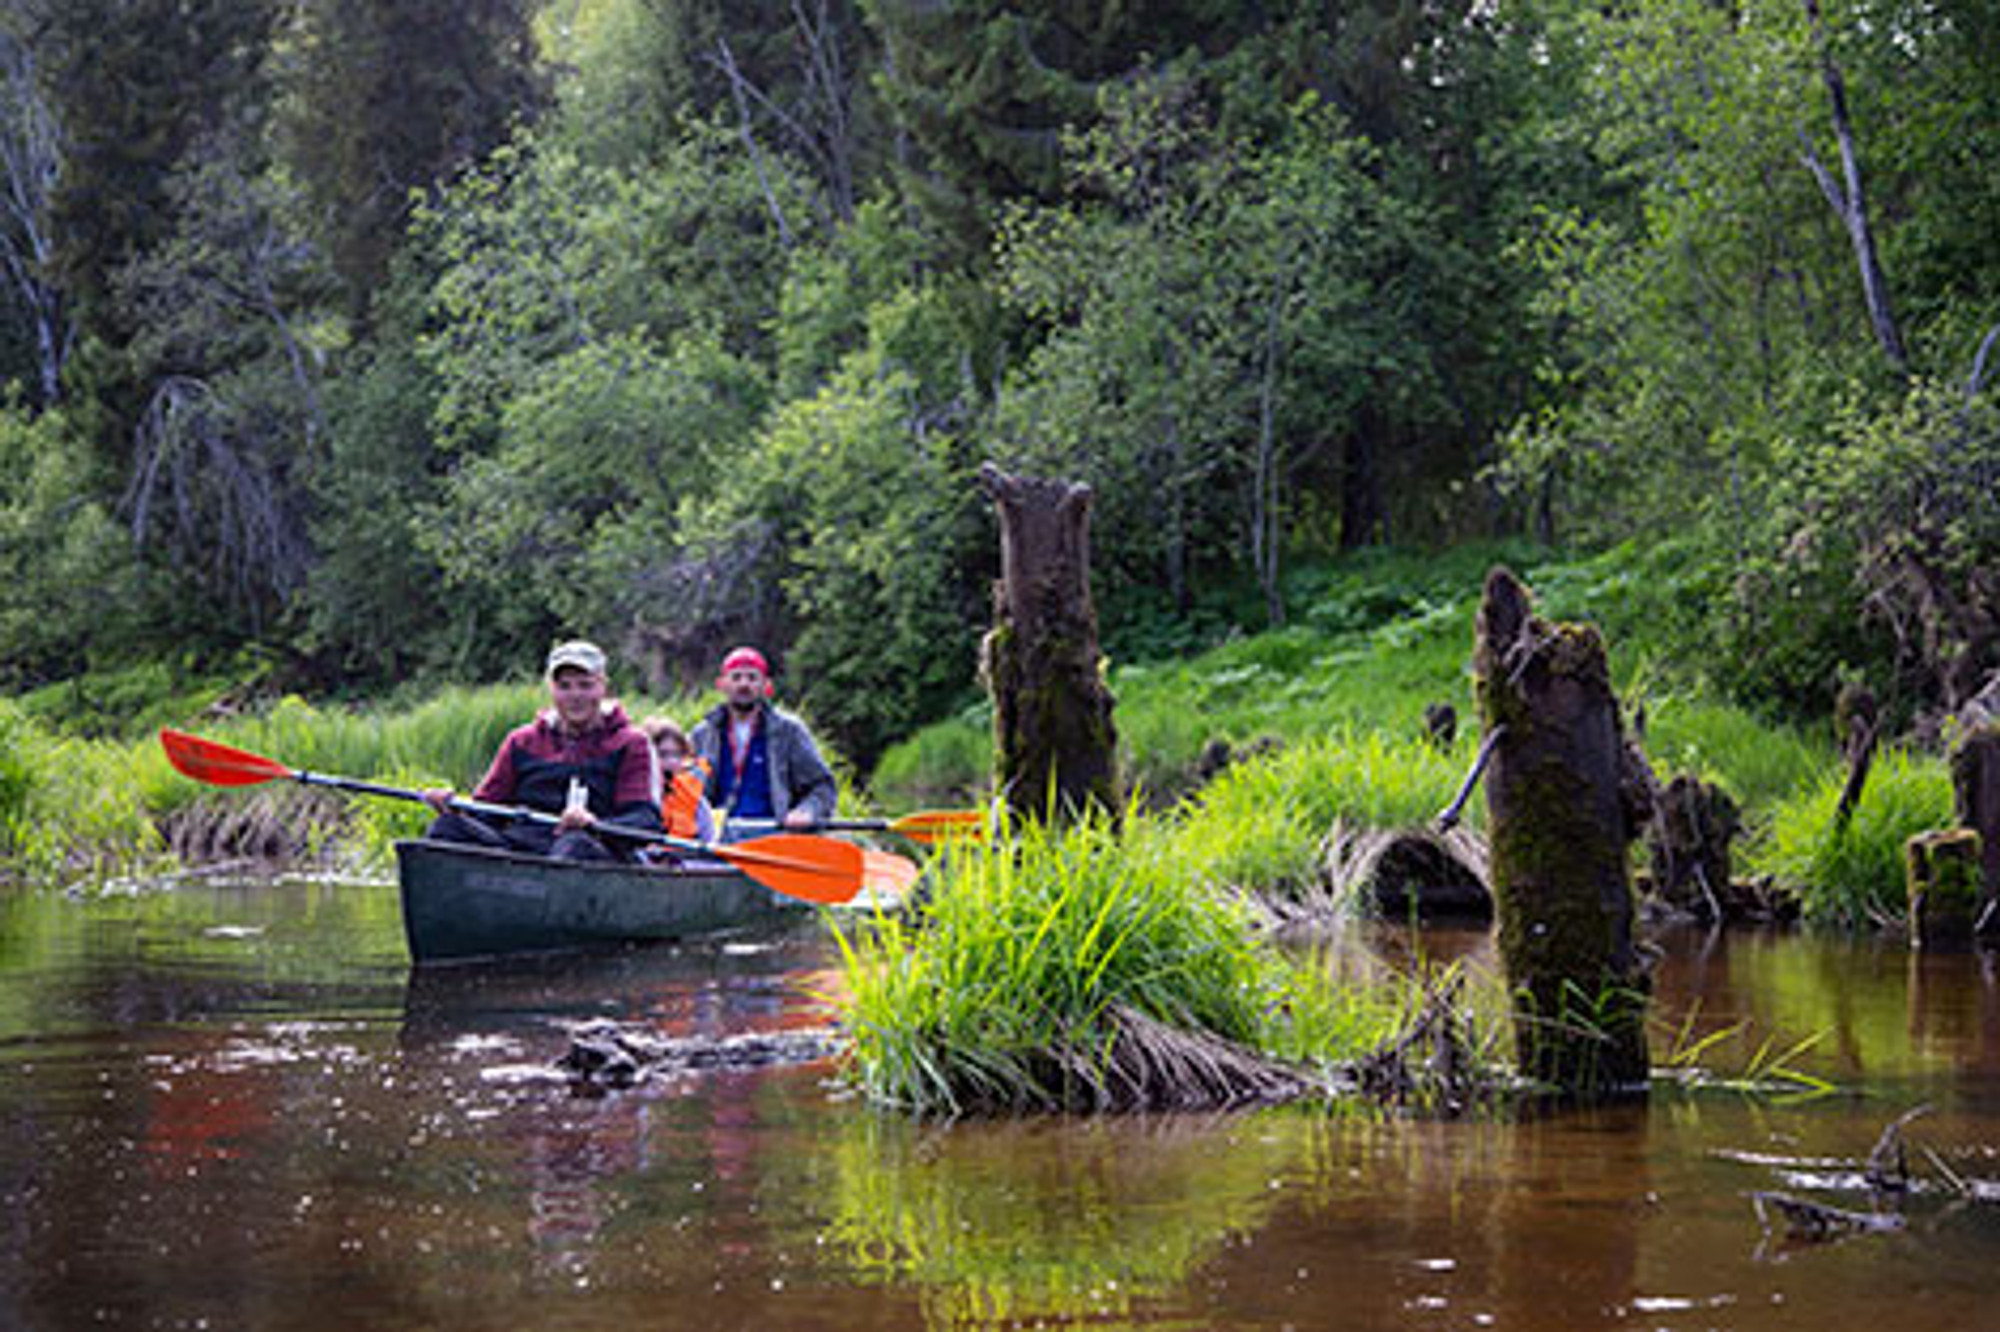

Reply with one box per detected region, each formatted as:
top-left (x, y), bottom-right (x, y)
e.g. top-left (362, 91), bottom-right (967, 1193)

top-left (868, 539), bottom-right (1966, 940)
top-left (0, 683), bottom-right (712, 884)
top-left (1, 540), bottom-right (1951, 929)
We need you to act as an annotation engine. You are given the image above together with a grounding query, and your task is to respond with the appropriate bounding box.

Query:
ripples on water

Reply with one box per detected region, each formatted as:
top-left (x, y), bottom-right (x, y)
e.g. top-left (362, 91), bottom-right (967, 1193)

top-left (3, 875), bottom-right (2000, 1329)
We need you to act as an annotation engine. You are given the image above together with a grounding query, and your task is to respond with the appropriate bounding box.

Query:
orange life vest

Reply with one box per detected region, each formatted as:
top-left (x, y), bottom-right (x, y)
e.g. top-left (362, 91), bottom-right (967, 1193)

top-left (661, 768), bottom-right (707, 838)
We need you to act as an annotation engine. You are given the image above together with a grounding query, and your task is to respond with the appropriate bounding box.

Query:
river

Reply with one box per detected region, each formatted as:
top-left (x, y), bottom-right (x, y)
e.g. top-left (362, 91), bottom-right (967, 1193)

top-left (3, 871), bottom-right (1998, 1330)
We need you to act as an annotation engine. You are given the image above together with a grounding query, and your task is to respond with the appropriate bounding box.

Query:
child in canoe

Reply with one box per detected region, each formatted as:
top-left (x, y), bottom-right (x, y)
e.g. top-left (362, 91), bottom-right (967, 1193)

top-left (640, 715), bottom-right (718, 844)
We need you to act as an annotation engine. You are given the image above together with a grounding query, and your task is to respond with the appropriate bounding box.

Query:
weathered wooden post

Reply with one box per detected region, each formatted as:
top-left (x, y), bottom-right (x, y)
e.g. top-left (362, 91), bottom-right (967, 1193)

top-left (1949, 719), bottom-right (2000, 929)
top-left (1423, 702), bottom-right (1458, 750)
top-left (1832, 682), bottom-right (1880, 832)
top-left (1472, 568), bottom-right (1650, 1093)
top-left (1646, 774), bottom-right (1741, 922)
top-left (978, 463), bottom-right (1120, 822)
top-left (1906, 829), bottom-right (1981, 947)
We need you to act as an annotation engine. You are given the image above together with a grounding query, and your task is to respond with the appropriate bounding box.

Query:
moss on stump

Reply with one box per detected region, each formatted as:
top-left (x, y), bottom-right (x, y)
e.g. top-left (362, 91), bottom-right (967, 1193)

top-left (978, 464), bottom-right (1120, 823)
top-left (1473, 567), bottom-right (1650, 1094)
top-left (1949, 721), bottom-right (2000, 929)
top-left (1906, 828), bottom-right (1981, 948)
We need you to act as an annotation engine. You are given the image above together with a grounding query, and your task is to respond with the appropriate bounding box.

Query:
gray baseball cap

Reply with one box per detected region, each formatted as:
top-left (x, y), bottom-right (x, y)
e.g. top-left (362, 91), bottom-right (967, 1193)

top-left (545, 640), bottom-right (607, 678)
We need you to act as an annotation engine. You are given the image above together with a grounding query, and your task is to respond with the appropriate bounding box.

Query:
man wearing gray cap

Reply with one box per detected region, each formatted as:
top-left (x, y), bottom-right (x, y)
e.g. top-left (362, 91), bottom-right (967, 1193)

top-left (421, 640), bottom-right (661, 860)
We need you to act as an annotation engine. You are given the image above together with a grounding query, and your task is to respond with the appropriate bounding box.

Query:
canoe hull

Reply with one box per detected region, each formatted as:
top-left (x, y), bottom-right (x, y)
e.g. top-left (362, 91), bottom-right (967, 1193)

top-left (396, 839), bottom-right (807, 964)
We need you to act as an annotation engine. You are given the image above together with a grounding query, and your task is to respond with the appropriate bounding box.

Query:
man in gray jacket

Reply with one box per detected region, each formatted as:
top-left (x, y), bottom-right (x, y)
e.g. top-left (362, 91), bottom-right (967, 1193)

top-left (690, 646), bottom-right (838, 838)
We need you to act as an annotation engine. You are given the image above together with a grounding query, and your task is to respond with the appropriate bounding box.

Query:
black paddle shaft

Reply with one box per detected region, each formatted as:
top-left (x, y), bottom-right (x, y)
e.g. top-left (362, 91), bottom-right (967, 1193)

top-left (293, 770), bottom-right (676, 847)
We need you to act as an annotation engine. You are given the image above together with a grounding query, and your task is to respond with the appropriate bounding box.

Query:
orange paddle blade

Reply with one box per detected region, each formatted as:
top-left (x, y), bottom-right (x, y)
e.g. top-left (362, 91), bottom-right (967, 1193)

top-left (715, 833), bottom-right (865, 906)
top-left (890, 809), bottom-right (987, 845)
top-left (159, 728), bottom-right (296, 787)
top-left (861, 848), bottom-right (923, 899)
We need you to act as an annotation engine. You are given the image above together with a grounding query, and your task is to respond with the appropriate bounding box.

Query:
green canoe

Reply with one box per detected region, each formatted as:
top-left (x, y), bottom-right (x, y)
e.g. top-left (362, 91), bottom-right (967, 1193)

top-left (396, 838), bottom-right (808, 964)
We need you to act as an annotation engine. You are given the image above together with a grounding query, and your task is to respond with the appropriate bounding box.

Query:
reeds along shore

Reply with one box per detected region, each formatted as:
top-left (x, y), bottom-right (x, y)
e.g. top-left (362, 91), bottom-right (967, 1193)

top-left (0, 683), bottom-right (699, 882)
top-left (0, 539), bottom-right (1955, 930)
top-left (831, 809), bottom-right (1505, 1115)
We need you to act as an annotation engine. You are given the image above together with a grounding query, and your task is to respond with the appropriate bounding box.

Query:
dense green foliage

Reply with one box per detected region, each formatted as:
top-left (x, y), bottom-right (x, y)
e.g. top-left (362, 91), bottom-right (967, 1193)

top-left (0, 700), bottom-right (161, 883)
top-left (0, 535), bottom-right (1933, 941)
top-left (0, 0), bottom-right (1995, 846)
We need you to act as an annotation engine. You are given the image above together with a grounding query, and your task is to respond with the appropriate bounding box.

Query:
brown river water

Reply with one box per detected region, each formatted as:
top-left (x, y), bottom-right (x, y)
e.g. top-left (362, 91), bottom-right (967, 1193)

top-left (4, 873), bottom-right (2000, 1330)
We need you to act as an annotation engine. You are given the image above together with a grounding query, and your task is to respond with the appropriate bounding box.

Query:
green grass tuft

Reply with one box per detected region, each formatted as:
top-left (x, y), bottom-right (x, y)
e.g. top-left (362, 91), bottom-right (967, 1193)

top-left (1747, 748), bottom-right (1953, 929)
top-left (1172, 732), bottom-right (1467, 899)
top-left (835, 810), bottom-right (1429, 1114)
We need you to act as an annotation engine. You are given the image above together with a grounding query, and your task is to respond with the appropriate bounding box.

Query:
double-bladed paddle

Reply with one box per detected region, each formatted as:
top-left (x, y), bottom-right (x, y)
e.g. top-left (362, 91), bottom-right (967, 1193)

top-left (157, 727), bottom-right (894, 906)
top-left (724, 809), bottom-right (986, 846)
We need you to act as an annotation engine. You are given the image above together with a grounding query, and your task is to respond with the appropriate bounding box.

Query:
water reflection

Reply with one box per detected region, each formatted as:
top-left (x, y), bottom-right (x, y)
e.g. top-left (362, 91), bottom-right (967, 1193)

top-left (825, 1111), bottom-right (1302, 1327)
top-left (7, 876), bottom-right (2000, 1329)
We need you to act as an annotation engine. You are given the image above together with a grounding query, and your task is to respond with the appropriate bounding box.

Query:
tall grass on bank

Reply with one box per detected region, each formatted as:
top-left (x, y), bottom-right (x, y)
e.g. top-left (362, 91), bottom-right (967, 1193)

top-left (141, 683), bottom-right (712, 799)
top-left (1173, 732), bottom-right (1467, 900)
top-left (867, 606), bottom-right (1475, 812)
top-left (0, 701), bottom-right (162, 886)
top-left (834, 811), bottom-right (1435, 1115)
top-left (1637, 694), bottom-right (1827, 817)
top-left (9, 682), bottom-right (717, 884)
top-left (1114, 607), bottom-right (1472, 802)
top-left (1748, 748), bottom-right (1953, 929)
top-left (129, 685), bottom-right (549, 815)
top-left (868, 708), bottom-right (990, 807)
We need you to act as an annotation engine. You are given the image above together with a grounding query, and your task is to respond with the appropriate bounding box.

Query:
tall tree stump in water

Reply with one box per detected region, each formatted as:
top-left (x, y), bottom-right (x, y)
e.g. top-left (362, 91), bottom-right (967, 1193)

top-left (1949, 721), bottom-right (2000, 930)
top-left (978, 464), bottom-right (1119, 822)
top-left (1473, 568), bottom-right (1650, 1093)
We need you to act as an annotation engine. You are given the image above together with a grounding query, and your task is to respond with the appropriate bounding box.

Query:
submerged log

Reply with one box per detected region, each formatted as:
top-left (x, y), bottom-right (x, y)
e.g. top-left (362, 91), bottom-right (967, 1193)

top-left (1472, 567), bottom-right (1650, 1093)
top-left (1325, 822), bottom-right (1492, 922)
top-left (1949, 720), bottom-right (2000, 929)
top-left (978, 464), bottom-right (1120, 823)
top-left (1751, 1191), bottom-right (1906, 1243)
top-left (1906, 828), bottom-right (1981, 948)
top-left (560, 1019), bottom-right (841, 1092)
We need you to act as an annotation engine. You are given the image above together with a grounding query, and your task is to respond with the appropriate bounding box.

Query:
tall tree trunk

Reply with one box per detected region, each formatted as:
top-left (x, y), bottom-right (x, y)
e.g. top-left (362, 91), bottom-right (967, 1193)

top-left (1339, 404), bottom-right (1385, 551)
top-left (0, 31), bottom-right (70, 405)
top-left (1798, 0), bottom-right (1907, 372)
top-left (1159, 339), bottom-right (1190, 613)
top-left (979, 463), bottom-right (1120, 824)
top-left (1474, 567), bottom-right (1651, 1094)
top-left (1253, 283), bottom-right (1285, 626)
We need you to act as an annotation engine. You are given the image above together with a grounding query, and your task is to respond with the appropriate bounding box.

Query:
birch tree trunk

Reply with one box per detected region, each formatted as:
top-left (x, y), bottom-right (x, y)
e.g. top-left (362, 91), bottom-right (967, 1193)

top-left (0, 31), bottom-right (70, 405)
top-left (1798, 0), bottom-right (1907, 372)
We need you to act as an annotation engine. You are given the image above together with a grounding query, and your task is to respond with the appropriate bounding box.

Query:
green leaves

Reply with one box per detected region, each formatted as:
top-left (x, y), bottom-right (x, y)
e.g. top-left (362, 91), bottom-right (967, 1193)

top-left (993, 78), bottom-right (1392, 618)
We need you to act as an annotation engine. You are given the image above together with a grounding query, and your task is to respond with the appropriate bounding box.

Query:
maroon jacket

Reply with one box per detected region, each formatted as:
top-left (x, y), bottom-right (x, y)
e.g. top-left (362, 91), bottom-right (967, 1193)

top-left (472, 701), bottom-right (659, 829)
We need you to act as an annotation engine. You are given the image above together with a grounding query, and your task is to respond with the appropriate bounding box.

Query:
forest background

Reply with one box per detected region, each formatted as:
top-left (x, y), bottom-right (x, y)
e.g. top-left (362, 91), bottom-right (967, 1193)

top-left (1, 0), bottom-right (1997, 789)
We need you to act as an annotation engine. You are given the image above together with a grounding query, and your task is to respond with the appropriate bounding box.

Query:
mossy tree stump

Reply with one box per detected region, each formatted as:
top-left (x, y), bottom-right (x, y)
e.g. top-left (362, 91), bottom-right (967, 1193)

top-left (978, 464), bottom-right (1119, 823)
top-left (1473, 568), bottom-right (1650, 1094)
top-left (1949, 721), bottom-right (2000, 929)
top-left (1906, 828), bottom-right (1981, 948)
